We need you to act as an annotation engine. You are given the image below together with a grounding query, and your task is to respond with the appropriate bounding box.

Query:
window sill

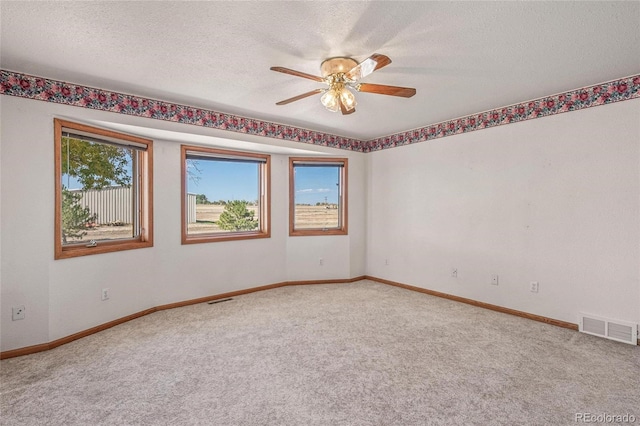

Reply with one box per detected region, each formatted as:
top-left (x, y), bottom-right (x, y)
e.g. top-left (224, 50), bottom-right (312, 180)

top-left (289, 228), bottom-right (348, 237)
top-left (55, 239), bottom-right (153, 260)
top-left (182, 230), bottom-right (271, 245)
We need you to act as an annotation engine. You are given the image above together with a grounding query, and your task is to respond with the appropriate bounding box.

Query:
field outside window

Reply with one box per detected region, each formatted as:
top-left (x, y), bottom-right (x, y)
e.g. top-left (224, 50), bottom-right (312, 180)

top-left (182, 146), bottom-right (270, 244)
top-left (290, 157), bottom-right (348, 236)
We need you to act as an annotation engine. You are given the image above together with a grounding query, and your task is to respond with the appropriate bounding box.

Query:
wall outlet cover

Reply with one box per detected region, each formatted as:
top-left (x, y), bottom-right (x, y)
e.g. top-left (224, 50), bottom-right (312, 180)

top-left (12, 306), bottom-right (25, 321)
top-left (530, 281), bottom-right (539, 293)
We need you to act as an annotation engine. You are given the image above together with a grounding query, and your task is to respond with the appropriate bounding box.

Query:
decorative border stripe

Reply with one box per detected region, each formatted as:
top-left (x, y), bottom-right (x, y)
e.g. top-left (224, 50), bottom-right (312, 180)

top-left (365, 75), bottom-right (640, 152)
top-left (0, 70), bottom-right (362, 152)
top-left (1, 70), bottom-right (638, 153)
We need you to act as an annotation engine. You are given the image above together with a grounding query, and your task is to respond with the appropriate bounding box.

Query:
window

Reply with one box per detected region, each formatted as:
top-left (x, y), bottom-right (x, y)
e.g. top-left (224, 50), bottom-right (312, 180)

top-left (54, 119), bottom-right (153, 259)
top-left (181, 145), bottom-right (270, 244)
top-left (289, 157), bottom-right (348, 236)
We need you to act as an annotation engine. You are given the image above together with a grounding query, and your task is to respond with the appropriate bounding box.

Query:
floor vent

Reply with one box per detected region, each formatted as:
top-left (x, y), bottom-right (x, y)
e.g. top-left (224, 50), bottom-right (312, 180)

top-left (208, 298), bottom-right (233, 305)
top-left (579, 313), bottom-right (637, 345)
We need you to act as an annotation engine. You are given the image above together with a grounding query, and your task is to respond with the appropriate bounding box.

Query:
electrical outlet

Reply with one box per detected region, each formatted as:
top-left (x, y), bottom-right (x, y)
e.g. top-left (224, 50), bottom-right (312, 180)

top-left (319, 258), bottom-right (324, 266)
top-left (101, 288), bottom-right (110, 301)
top-left (491, 274), bottom-right (499, 285)
top-left (451, 268), bottom-right (458, 278)
top-left (385, 259), bottom-right (389, 266)
top-left (12, 306), bottom-right (25, 321)
top-left (530, 281), bottom-right (539, 293)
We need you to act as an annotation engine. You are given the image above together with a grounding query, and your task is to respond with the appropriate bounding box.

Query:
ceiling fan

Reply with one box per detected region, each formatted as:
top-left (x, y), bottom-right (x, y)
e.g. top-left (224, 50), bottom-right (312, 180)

top-left (270, 53), bottom-right (416, 115)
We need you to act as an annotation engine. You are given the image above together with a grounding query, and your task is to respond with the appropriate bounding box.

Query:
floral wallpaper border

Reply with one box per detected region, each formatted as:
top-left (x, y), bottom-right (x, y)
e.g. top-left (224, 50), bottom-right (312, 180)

top-left (365, 74), bottom-right (640, 153)
top-left (0, 70), bottom-right (361, 152)
top-left (1, 69), bottom-right (638, 153)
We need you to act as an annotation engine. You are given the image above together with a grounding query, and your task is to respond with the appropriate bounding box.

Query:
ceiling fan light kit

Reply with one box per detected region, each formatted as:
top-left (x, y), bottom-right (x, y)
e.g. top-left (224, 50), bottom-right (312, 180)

top-left (271, 53), bottom-right (416, 115)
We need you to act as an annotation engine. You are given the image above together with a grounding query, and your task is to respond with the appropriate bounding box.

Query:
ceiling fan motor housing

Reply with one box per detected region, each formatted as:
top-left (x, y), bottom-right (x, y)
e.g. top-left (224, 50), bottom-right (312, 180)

top-left (320, 57), bottom-right (358, 77)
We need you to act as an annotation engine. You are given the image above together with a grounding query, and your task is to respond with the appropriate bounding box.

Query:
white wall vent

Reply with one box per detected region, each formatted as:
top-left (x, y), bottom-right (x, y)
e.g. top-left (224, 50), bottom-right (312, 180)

top-left (579, 313), bottom-right (638, 345)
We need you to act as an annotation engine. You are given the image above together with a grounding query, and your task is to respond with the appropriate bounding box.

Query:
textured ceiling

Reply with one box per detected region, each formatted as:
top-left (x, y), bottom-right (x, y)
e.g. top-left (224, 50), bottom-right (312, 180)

top-left (1, 1), bottom-right (639, 140)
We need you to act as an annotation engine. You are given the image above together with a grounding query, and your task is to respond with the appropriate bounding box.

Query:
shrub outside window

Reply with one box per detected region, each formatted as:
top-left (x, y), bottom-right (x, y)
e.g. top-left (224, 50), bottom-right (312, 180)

top-left (181, 145), bottom-right (270, 244)
top-left (289, 157), bottom-right (348, 236)
top-left (54, 119), bottom-right (153, 259)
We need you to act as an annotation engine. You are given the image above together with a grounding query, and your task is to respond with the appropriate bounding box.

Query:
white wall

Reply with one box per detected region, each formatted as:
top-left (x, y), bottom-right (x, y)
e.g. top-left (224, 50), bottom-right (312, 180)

top-left (2, 93), bottom-right (638, 353)
top-left (0, 96), bottom-right (366, 351)
top-left (286, 154), bottom-right (367, 281)
top-left (367, 99), bottom-right (640, 326)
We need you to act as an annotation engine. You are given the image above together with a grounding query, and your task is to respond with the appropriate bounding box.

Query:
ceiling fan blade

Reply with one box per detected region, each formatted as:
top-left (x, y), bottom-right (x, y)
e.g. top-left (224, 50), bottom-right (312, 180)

top-left (339, 97), bottom-right (355, 115)
top-left (345, 53), bottom-right (392, 81)
top-left (275, 89), bottom-right (324, 105)
top-left (356, 83), bottom-right (416, 98)
top-left (270, 66), bottom-right (325, 82)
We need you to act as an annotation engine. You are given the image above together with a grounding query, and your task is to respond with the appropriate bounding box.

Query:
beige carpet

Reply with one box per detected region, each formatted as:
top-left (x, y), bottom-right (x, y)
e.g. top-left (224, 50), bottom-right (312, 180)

top-left (1, 280), bottom-right (639, 425)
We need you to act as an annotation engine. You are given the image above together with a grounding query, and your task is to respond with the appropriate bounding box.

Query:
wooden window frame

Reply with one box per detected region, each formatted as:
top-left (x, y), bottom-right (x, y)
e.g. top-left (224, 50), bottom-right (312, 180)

top-left (289, 157), bottom-right (348, 236)
top-left (54, 119), bottom-right (153, 260)
top-left (181, 145), bottom-right (271, 244)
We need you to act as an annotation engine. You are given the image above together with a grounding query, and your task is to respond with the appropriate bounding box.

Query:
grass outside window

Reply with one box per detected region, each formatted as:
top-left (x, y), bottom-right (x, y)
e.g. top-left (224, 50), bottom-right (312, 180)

top-left (181, 145), bottom-right (270, 244)
top-left (54, 119), bottom-right (153, 259)
top-left (289, 157), bottom-right (348, 236)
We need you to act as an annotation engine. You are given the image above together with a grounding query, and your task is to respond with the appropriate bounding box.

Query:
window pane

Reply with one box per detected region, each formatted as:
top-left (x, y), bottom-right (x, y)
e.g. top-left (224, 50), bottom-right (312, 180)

top-left (55, 119), bottom-right (153, 259)
top-left (182, 145), bottom-right (270, 244)
top-left (186, 157), bottom-right (260, 236)
top-left (289, 157), bottom-right (347, 236)
top-left (60, 136), bottom-right (138, 245)
top-left (293, 165), bottom-right (341, 230)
